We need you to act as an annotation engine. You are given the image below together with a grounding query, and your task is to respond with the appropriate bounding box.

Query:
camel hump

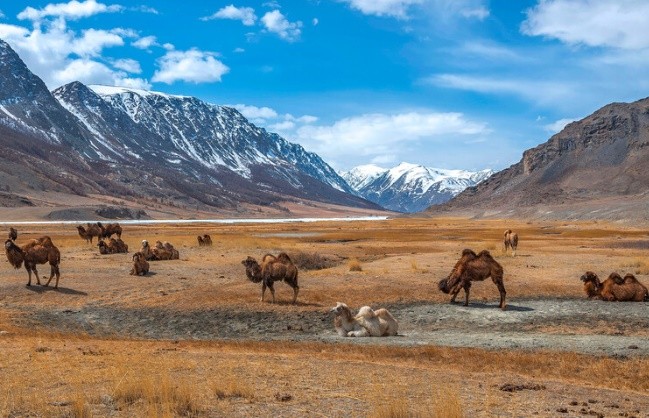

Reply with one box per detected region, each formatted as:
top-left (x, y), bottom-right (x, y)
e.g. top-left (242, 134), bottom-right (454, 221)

top-left (477, 249), bottom-right (492, 258)
top-left (607, 272), bottom-right (624, 285)
top-left (276, 252), bottom-right (292, 263)
top-left (461, 248), bottom-right (477, 257)
top-left (623, 273), bottom-right (639, 283)
top-left (261, 253), bottom-right (276, 263)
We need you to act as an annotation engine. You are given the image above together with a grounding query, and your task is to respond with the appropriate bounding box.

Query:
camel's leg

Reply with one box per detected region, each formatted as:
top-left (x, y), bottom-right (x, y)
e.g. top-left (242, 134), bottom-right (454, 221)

top-left (292, 285), bottom-right (299, 304)
top-left (25, 267), bottom-right (32, 287)
top-left (348, 328), bottom-right (369, 337)
top-left (268, 282), bottom-right (276, 303)
top-left (463, 282), bottom-right (472, 306)
top-left (450, 286), bottom-right (461, 303)
top-left (261, 282), bottom-right (267, 302)
top-left (44, 263), bottom-right (60, 289)
top-left (493, 276), bottom-right (507, 310)
top-left (32, 265), bottom-right (42, 285)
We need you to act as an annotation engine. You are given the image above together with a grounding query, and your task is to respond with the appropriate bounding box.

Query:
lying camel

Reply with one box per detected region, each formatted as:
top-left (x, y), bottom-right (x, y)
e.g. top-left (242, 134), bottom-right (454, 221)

top-left (580, 271), bottom-right (649, 301)
top-left (130, 252), bottom-right (150, 276)
top-left (330, 302), bottom-right (398, 337)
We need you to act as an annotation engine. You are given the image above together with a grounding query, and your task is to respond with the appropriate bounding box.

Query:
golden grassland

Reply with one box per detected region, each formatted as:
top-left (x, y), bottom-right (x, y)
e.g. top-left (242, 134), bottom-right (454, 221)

top-left (1, 217), bottom-right (649, 416)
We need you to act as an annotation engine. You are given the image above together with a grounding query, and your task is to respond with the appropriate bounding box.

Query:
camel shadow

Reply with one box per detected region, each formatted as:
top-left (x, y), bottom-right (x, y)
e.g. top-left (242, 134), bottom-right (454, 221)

top-left (26, 285), bottom-right (88, 296)
top-left (454, 301), bottom-right (534, 312)
top-left (268, 300), bottom-right (323, 307)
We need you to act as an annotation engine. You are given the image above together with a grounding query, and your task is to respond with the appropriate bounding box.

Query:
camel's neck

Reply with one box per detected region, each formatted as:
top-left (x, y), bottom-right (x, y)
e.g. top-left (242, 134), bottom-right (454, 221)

top-left (246, 265), bottom-right (262, 281)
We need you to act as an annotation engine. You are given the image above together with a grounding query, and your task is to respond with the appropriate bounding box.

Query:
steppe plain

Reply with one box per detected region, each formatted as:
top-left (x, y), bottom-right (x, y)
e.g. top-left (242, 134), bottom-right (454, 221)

top-left (1, 217), bottom-right (648, 417)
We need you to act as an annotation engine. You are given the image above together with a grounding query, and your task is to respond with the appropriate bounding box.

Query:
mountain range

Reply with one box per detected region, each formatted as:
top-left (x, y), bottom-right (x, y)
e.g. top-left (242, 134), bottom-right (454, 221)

top-left (0, 38), bottom-right (381, 219)
top-left (341, 163), bottom-right (493, 213)
top-left (432, 97), bottom-right (649, 221)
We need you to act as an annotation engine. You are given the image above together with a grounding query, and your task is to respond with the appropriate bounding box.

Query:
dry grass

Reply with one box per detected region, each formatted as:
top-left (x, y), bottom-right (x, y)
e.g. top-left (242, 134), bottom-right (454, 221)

top-left (348, 258), bottom-right (363, 271)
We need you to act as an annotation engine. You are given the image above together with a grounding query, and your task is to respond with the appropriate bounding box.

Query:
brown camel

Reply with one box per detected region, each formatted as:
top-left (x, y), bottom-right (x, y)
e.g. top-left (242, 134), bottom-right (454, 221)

top-left (4, 237), bottom-right (61, 288)
top-left (130, 252), bottom-right (150, 276)
top-left (76, 224), bottom-right (102, 244)
top-left (197, 234), bottom-right (212, 246)
top-left (153, 241), bottom-right (179, 260)
top-left (504, 229), bottom-right (518, 255)
top-left (580, 271), bottom-right (649, 302)
top-left (97, 222), bottom-right (123, 239)
top-left (241, 252), bottom-right (299, 303)
top-left (97, 238), bottom-right (129, 254)
top-left (438, 249), bottom-right (507, 310)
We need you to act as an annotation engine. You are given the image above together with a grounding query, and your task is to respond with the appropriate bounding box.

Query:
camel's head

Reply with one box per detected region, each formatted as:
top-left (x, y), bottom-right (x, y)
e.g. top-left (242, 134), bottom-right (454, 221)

top-left (580, 271), bottom-right (599, 284)
top-left (330, 302), bottom-right (351, 316)
top-left (76, 225), bottom-right (85, 232)
top-left (242, 256), bottom-right (263, 282)
top-left (141, 240), bottom-right (149, 248)
top-left (5, 239), bottom-right (15, 251)
top-left (133, 252), bottom-right (143, 262)
top-left (580, 271), bottom-right (601, 298)
top-left (438, 278), bottom-right (451, 294)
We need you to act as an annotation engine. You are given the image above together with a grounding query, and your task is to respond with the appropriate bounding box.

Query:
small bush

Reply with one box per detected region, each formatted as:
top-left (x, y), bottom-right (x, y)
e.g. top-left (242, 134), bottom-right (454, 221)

top-left (290, 251), bottom-right (338, 270)
top-left (349, 258), bottom-right (362, 272)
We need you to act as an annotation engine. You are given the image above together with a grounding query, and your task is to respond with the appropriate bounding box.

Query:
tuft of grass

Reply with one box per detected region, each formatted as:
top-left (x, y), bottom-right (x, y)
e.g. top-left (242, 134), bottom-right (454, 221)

top-left (113, 374), bottom-right (202, 416)
top-left (348, 258), bottom-right (362, 272)
top-left (213, 378), bottom-right (255, 401)
top-left (369, 399), bottom-right (410, 418)
top-left (71, 393), bottom-right (91, 418)
top-left (431, 386), bottom-right (463, 418)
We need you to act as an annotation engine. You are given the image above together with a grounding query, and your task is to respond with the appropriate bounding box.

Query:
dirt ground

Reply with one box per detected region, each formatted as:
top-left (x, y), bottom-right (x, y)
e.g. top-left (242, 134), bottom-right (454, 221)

top-left (1, 217), bottom-right (648, 417)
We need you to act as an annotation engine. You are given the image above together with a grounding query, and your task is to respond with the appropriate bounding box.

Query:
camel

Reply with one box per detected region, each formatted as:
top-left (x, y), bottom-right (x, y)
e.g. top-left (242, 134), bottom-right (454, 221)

top-left (153, 241), bottom-right (179, 260)
top-left (241, 252), bottom-right (299, 303)
top-left (580, 271), bottom-right (649, 302)
top-left (76, 224), bottom-right (102, 244)
top-left (8, 227), bottom-right (17, 242)
top-left (504, 229), bottom-right (518, 255)
top-left (130, 252), bottom-right (150, 276)
top-left (4, 237), bottom-right (61, 289)
top-left (197, 234), bottom-right (212, 246)
top-left (97, 222), bottom-right (122, 239)
top-left (438, 249), bottom-right (507, 310)
top-left (330, 302), bottom-right (398, 337)
top-left (97, 238), bottom-right (129, 254)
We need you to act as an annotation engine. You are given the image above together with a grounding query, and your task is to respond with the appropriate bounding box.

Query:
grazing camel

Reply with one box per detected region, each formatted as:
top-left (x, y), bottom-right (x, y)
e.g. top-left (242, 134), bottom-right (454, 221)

top-left (76, 224), bottom-right (102, 244)
top-left (130, 252), bottom-right (149, 276)
top-left (580, 271), bottom-right (649, 302)
top-left (241, 252), bottom-right (299, 303)
top-left (330, 302), bottom-right (398, 337)
top-left (97, 238), bottom-right (129, 254)
top-left (504, 229), bottom-right (518, 255)
top-left (8, 227), bottom-right (17, 242)
top-left (197, 234), bottom-right (212, 246)
top-left (4, 237), bottom-right (61, 288)
top-left (438, 249), bottom-right (507, 310)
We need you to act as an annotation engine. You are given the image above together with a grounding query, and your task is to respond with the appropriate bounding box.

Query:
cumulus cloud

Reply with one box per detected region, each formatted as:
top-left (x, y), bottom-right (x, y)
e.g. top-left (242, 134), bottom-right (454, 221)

top-left (72, 28), bottom-right (124, 57)
top-left (18, 0), bottom-right (123, 22)
top-left (112, 58), bottom-right (142, 73)
top-left (132, 35), bottom-right (157, 49)
top-left (132, 5), bottom-right (158, 14)
top-left (202, 5), bottom-right (257, 26)
top-left (152, 48), bottom-right (230, 84)
top-left (522, 0), bottom-right (649, 49)
top-left (232, 104), bottom-right (279, 120)
top-left (53, 58), bottom-right (151, 89)
top-left (261, 10), bottom-right (302, 41)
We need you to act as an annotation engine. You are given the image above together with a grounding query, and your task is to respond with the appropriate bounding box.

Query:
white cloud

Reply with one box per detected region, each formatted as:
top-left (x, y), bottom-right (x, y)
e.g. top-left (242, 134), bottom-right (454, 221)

top-left (544, 117), bottom-right (578, 133)
top-left (312, 18), bottom-right (319, 26)
top-left (0, 9), bottom-right (5, 19)
top-left (202, 5), bottom-right (257, 26)
top-left (132, 5), bottom-right (158, 14)
top-left (261, 10), bottom-right (302, 41)
top-left (53, 58), bottom-right (151, 89)
top-left (18, 0), bottom-right (123, 22)
top-left (232, 104), bottom-right (278, 120)
top-left (460, 6), bottom-right (489, 20)
top-left (233, 47), bottom-right (245, 53)
top-left (132, 35), bottom-right (157, 49)
top-left (71, 28), bottom-right (123, 57)
top-left (294, 112), bottom-right (488, 160)
top-left (152, 48), bottom-right (230, 84)
top-left (522, 0), bottom-right (649, 50)
top-left (112, 58), bottom-right (141, 73)
top-left (268, 120), bottom-right (296, 132)
top-left (339, 0), bottom-right (423, 19)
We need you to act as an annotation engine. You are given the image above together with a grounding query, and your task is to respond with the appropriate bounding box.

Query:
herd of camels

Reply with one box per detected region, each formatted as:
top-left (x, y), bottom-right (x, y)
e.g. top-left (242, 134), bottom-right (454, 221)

top-left (3, 224), bottom-right (649, 337)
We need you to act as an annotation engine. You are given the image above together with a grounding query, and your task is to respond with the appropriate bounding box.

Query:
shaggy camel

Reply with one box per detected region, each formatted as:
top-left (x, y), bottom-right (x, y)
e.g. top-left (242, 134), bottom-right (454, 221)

top-left (241, 252), bottom-right (299, 303)
top-left (97, 222), bottom-right (122, 239)
top-left (330, 302), bottom-right (398, 337)
top-left (153, 241), bottom-right (179, 260)
top-left (504, 229), bottom-right (518, 255)
top-left (4, 237), bottom-right (61, 288)
top-left (8, 227), bottom-right (17, 242)
top-left (580, 271), bottom-right (649, 302)
top-left (197, 234), bottom-right (212, 246)
top-left (97, 238), bottom-right (129, 254)
top-left (76, 224), bottom-right (102, 244)
top-left (438, 249), bottom-right (507, 310)
top-left (130, 252), bottom-right (150, 276)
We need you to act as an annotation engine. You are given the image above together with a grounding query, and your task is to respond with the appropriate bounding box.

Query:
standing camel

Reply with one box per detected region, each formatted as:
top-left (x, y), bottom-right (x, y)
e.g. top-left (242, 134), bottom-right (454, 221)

top-left (5, 237), bottom-right (61, 288)
top-left (504, 229), bottom-right (518, 256)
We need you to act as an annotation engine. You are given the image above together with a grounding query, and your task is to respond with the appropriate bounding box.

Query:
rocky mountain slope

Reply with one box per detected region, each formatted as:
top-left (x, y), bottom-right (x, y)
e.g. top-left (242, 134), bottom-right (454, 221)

top-left (342, 162), bottom-right (493, 213)
top-left (432, 97), bottom-right (649, 220)
top-left (0, 39), bottom-right (380, 218)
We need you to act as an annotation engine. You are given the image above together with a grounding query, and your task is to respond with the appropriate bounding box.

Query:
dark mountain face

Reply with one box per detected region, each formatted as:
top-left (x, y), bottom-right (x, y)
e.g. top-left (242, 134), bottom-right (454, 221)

top-left (0, 39), bottom-right (380, 215)
top-left (433, 97), bottom-right (649, 220)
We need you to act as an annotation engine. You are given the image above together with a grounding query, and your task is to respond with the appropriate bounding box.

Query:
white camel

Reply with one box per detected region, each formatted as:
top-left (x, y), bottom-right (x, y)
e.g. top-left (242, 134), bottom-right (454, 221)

top-left (330, 302), bottom-right (398, 337)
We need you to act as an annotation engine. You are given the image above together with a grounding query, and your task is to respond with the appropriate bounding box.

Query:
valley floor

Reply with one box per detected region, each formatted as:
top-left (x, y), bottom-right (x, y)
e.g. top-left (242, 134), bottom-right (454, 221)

top-left (1, 218), bottom-right (648, 417)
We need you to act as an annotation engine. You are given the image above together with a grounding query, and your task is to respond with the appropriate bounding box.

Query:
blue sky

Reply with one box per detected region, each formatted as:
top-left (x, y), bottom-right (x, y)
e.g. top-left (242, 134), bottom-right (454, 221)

top-left (1, 1), bottom-right (649, 172)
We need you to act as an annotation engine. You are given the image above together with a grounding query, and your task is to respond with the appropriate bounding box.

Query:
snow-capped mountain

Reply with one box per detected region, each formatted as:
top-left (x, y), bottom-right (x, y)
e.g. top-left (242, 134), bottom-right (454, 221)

top-left (0, 38), bottom-right (377, 214)
top-left (341, 162), bottom-right (493, 213)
